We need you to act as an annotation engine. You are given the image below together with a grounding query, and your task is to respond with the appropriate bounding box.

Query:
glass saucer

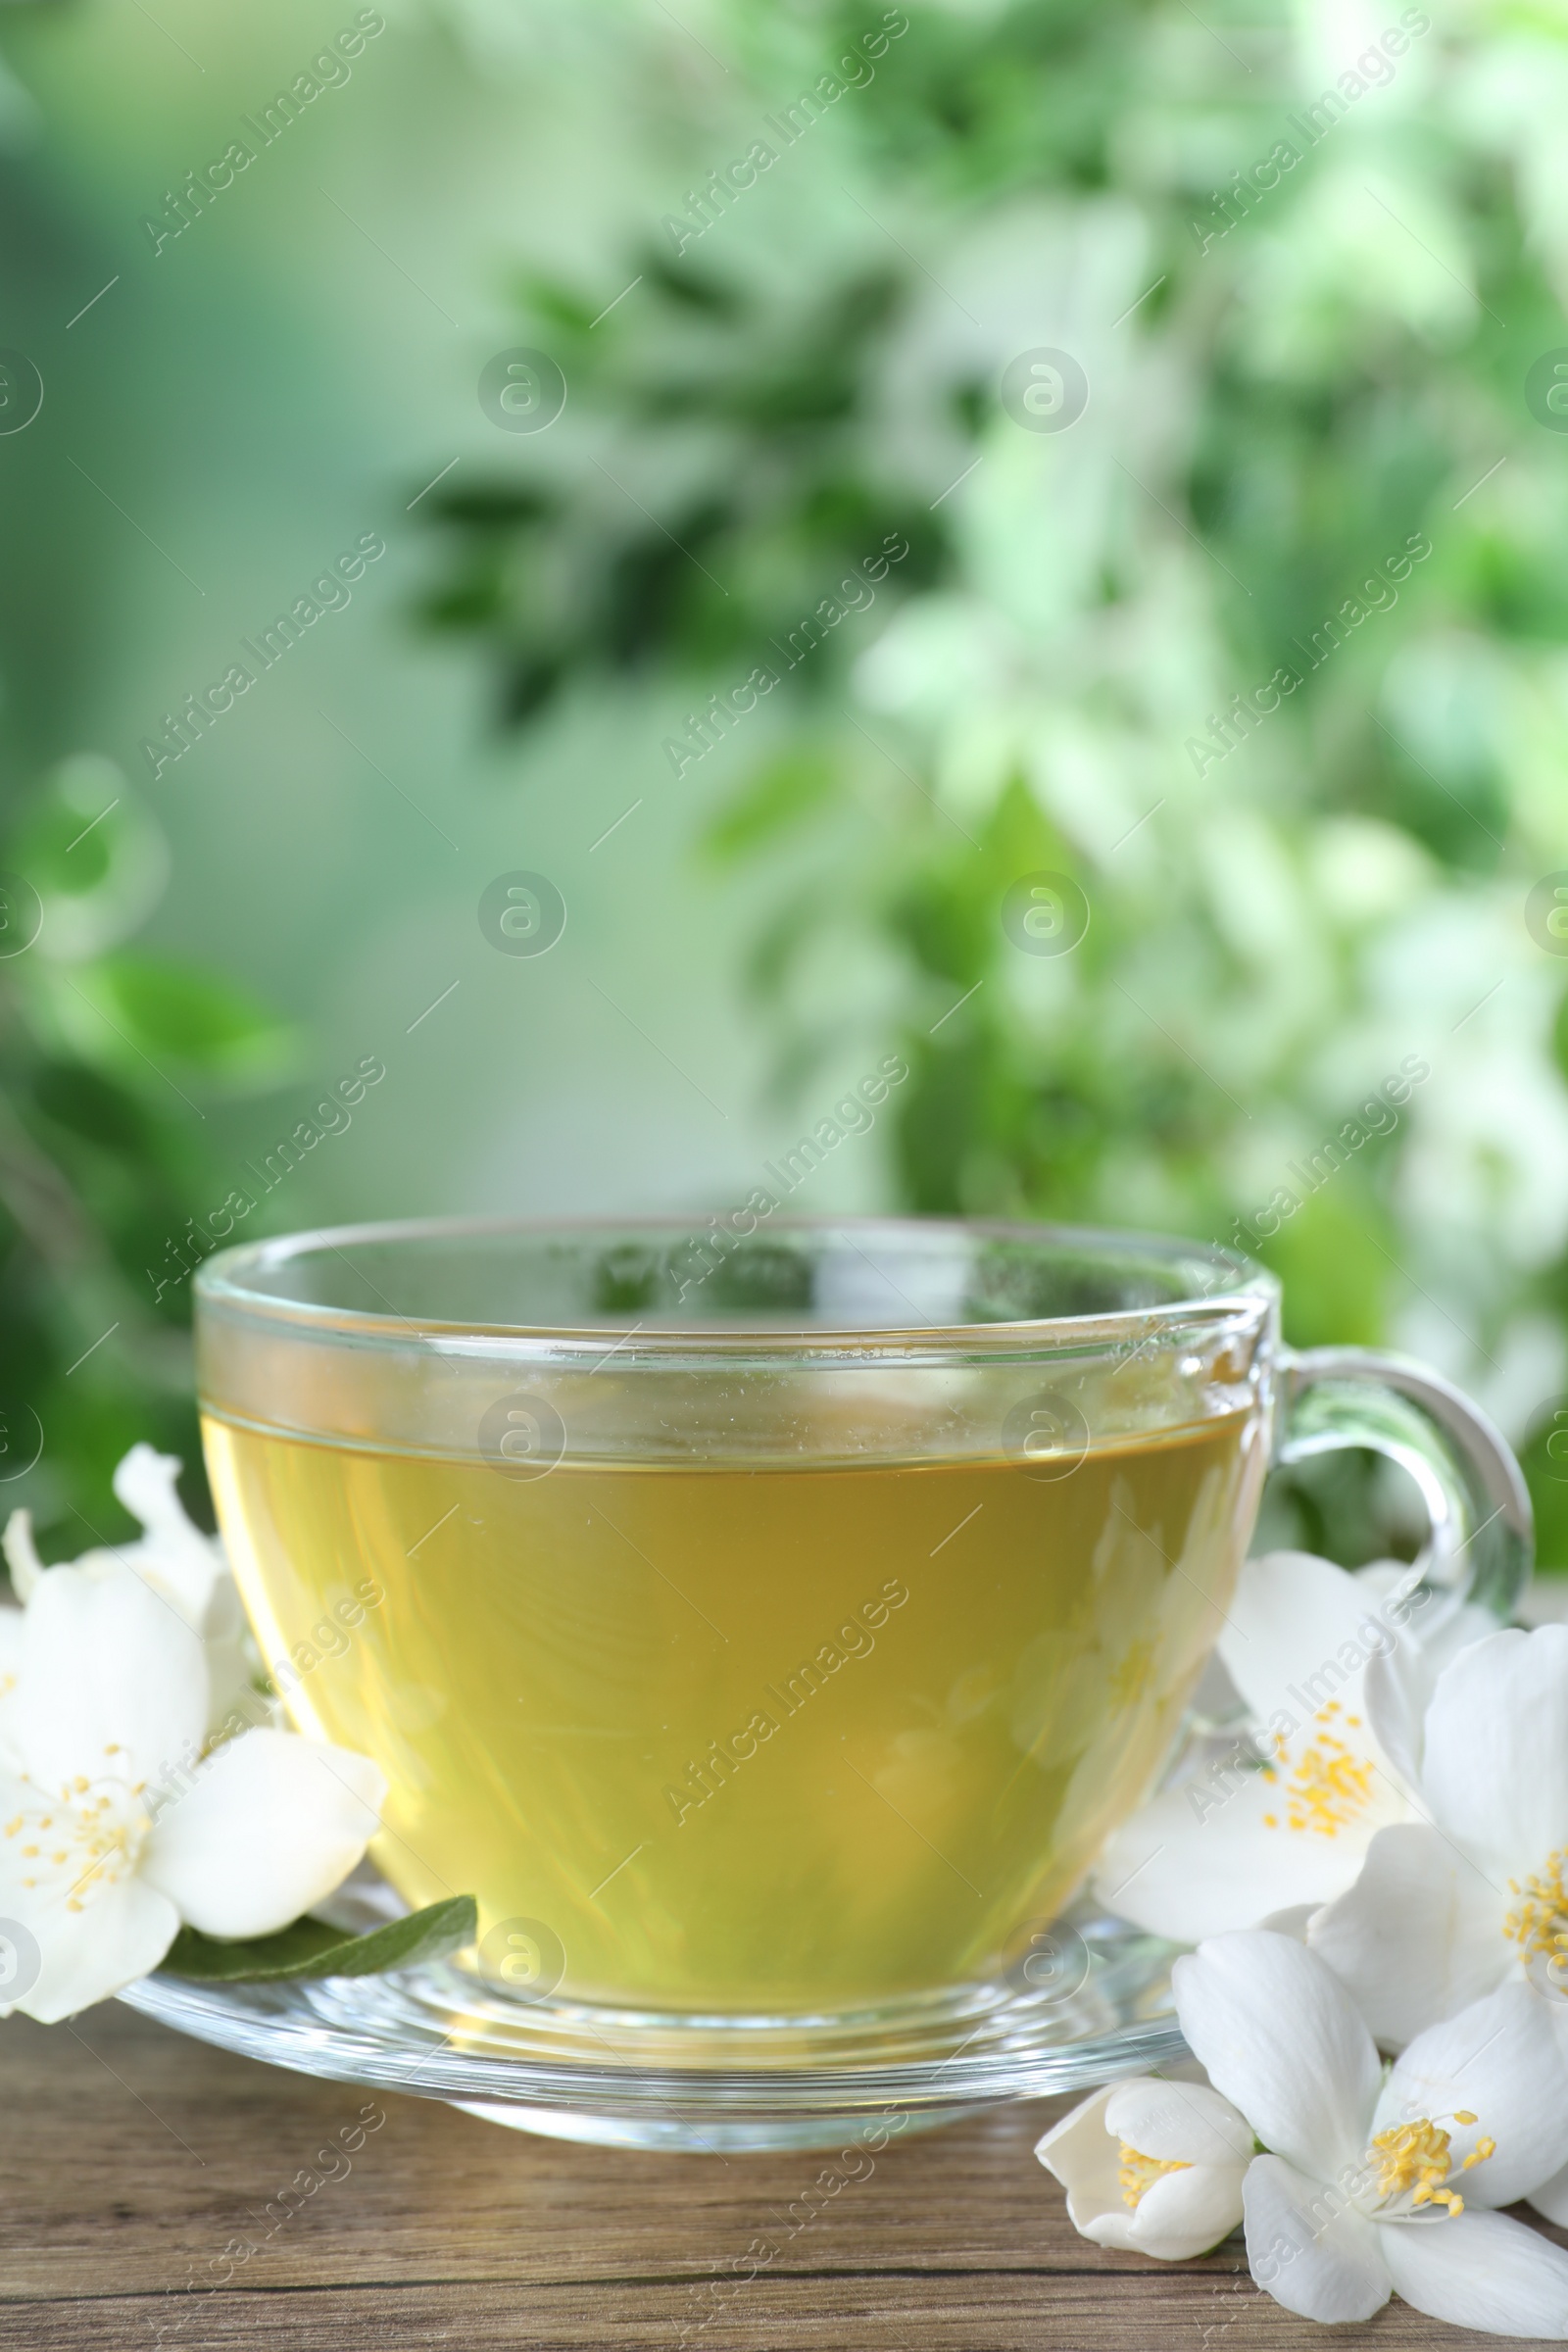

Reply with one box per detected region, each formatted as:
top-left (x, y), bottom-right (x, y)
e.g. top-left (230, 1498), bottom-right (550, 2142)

top-left (120, 1900), bottom-right (1185, 2152)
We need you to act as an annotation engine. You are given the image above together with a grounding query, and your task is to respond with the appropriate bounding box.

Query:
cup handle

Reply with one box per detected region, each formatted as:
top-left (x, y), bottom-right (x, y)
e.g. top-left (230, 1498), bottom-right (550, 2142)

top-left (1276, 1346), bottom-right (1533, 1626)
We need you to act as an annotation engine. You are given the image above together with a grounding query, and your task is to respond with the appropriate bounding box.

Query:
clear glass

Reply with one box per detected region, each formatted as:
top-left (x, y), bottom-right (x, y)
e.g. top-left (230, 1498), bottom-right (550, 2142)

top-left (169, 1214), bottom-right (1527, 2148)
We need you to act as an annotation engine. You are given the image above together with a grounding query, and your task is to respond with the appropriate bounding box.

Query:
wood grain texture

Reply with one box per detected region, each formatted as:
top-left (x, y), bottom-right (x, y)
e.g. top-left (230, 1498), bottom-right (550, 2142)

top-left (0, 1999), bottom-right (1558, 2350)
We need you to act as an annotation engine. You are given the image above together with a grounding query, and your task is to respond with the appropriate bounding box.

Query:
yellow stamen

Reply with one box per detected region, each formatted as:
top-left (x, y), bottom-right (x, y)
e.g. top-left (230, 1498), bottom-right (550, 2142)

top-left (1117, 2141), bottom-right (1192, 2209)
top-left (1265, 1706), bottom-right (1377, 1838)
top-left (1504, 1851), bottom-right (1568, 1960)
top-left (1366, 2117), bottom-right (1493, 2220)
top-left (1, 1776), bottom-right (154, 1911)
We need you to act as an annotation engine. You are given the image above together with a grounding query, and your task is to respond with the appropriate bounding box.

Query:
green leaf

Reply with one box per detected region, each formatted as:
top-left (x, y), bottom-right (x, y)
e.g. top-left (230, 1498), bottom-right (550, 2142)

top-left (1551, 983), bottom-right (1568, 1086)
top-left (510, 271), bottom-right (600, 335)
top-left (1519, 1406), bottom-right (1568, 1576)
top-left (1257, 1181), bottom-right (1392, 1351)
top-left (635, 247), bottom-right (744, 317)
top-left (12, 758), bottom-right (168, 960)
top-left (158, 1895), bottom-right (477, 1984)
top-left (53, 954), bottom-right (295, 1090)
top-left (703, 747), bottom-right (839, 864)
top-left (426, 482), bottom-right (554, 530)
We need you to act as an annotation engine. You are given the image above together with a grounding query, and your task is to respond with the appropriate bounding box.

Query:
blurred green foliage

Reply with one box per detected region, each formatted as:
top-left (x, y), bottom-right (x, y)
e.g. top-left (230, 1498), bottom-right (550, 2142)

top-left (421, 0), bottom-right (1568, 1556)
top-left (0, 757), bottom-right (289, 1546)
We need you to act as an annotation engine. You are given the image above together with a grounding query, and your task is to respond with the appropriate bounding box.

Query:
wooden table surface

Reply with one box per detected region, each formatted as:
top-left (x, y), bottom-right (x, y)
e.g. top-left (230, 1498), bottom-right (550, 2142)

top-left (1, 1996), bottom-right (1560, 2350)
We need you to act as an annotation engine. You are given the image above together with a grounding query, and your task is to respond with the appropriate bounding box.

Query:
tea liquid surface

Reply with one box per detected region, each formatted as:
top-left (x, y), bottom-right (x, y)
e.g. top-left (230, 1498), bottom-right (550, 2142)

top-left (204, 1413), bottom-right (1255, 2011)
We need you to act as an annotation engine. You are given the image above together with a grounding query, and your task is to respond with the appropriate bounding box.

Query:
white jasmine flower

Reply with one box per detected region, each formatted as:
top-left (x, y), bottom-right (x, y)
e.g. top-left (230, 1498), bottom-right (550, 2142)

top-left (1036, 2072), bottom-right (1252, 2258)
top-left (1310, 1625), bottom-right (1568, 2073)
top-left (4, 1446), bottom-right (261, 1734)
top-left (0, 1547), bottom-right (384, 2022)
top-left (1176, 1931), bottom-right (1568, 2335)
top-left (1093, 1551), bottom-right (1431, 1940)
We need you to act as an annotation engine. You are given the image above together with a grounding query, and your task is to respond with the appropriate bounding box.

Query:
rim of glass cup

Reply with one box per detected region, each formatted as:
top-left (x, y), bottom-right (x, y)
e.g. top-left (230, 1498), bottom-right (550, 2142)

top-left (193, 1212), bottom-right (1278, 1366)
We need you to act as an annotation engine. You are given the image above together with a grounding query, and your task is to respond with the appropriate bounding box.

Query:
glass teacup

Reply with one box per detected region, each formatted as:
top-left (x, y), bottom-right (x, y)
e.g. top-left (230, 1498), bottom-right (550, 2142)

top-left (195, 1216), bottom-right (1526, 2029)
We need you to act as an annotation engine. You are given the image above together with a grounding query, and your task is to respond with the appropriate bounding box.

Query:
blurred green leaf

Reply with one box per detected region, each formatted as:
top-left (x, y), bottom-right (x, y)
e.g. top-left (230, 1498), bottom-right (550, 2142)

top-left (1259, 1184), bottom-right (1393, 1352)
top-left (52, 955), bottom-right (295, 1089)
top-left (30, 1059), bottom-right (151, 1155)
top-left (12, 759), bottom-right (168, 962)
top-left (703, 746), bottom-right (840, 862)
